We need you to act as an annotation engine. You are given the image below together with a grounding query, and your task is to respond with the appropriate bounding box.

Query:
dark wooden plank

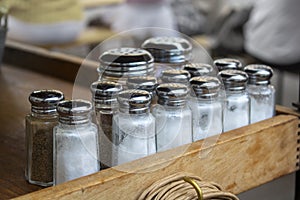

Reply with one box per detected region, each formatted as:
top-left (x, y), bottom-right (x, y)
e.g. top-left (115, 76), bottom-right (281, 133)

top-left (3, 40), bottom-right (98, 84)
top-left (0, 64), bottom-right (76, 199)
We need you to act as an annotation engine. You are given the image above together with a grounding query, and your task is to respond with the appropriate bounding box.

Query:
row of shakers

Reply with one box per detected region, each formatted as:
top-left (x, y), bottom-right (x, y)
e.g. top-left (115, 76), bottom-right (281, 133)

top-left (24, 36), bottom-right (275, 187)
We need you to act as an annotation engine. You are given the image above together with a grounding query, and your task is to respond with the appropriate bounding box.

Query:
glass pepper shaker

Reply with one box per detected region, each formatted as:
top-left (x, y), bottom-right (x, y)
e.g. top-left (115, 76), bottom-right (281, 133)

top-left (97, 48), bottom-right (154, 86)
top-left (244, 64), bottom-right (275, 123)
top-left (189, 76), bottom-right (223, 141)
top-left (141, 36), bottom-right (192, 77)
top-left (214, 58), bottom-right (243, 72)
top-left (26, 90), bottom-right (64, 186)
top-left (54, 100), bottom-right (100, 185)
top-left (153, 83), bottom-right (192, 152)
top-left (112, 89), bottom-right (156, 165)
top-left (91, 81), bottom-right (122, 169)
top-left (219, 70), bottom-right (250, 132)
top-left (183, 63), bottom-right (214, 78)
top-left (160, 69), bottom-right (191, 85)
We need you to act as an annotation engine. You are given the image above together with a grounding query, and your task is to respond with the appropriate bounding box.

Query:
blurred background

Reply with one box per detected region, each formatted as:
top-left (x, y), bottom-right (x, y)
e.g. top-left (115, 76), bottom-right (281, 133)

top-left (0, 1), bottom-right (299, 199)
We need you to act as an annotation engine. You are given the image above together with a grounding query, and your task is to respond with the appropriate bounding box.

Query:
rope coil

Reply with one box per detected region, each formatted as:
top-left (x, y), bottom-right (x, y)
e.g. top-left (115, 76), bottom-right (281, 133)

top-left (138, 173), bottom-right (239, 200)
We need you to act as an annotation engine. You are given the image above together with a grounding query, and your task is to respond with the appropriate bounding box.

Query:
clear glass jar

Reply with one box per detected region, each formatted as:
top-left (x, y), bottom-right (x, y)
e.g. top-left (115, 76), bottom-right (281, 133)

top-left (91, 81), bottom-right (122, 169)
top-left (189, 76), bottom-right (223, 141)
top-left (153, 83), bottom-right (192, 152)
top-left (183, 63), bottom-right (214, 78)
top-left (97, 48), bottom-right (154, 87)
top-left (141, 36), bottom-right (192, 77)
top-left (244, 64), bottom-right (275, 123)
top-left (53, 100), bottom-right (100, 185)
top-left (112, 89), bottom-right (156, 165)
top-left (26, 90), bottom-right (64, 186)
top-left (219, 70), bottom-right (250, 132)
top-left (160, 69), bottom-right (191, 85)
top-left (214, 58), bottom-right (243, 72)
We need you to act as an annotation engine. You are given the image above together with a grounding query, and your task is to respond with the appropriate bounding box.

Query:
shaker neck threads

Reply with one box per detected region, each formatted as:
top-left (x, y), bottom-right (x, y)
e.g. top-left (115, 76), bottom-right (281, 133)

top-left (29, 90), bottom-right (64, 115)
top-left (117, 89), bottom-right (152, 114)
top-left (218, 70), bottom-right (248, 92)
top-left (57, 100), bottom-right (92, 125)
top-left (183, 63), bottom-right (213, 77)
top-left (244, 64), bottom-right (273, 86)
top-left (214, 58), bottom-right (242, 72)
top-left (98, 48), bottom-right (154, 84)
top-left (156, 83), bottom-right (189, 107)
top-left (141, 36), bottom-right (192, 64)
top-left (161, 69), bottom-right (191, 85)
top-left (190, 76), bottom-right (221, 99)
top-left (91, 80), bottom-right (122, 110)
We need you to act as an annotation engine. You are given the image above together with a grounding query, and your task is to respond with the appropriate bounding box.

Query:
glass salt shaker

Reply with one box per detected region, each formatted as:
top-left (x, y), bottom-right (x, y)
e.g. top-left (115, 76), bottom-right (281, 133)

top-left (160, 69), bottom-right (191, 85)
top-left (183, 63), bottom-right (214, 78)
top-left (244, 64), bottom-right (275, 123)
top-left (219, 70), bottom-right (250, 132)
top-left (153, 83), bottom-right (192, 152)
top-left (141, 36), bottom-right (192, 77)
top-left (91, 81), bottom-right (122, 169)
top-left (97, 48), bottom-right (154, 86)
top-left (189, 76), bottom-right (223, 141)
top-left (26, 90), bottom-right (64, 186)
top-left (54, 100), bottom-right (100, 185)
top-left (112, 89), bottom-right (156, 165)
top-left (127, 76), bottom-right (158, 104)
top-left (214, 58), bottom-right (243, 72)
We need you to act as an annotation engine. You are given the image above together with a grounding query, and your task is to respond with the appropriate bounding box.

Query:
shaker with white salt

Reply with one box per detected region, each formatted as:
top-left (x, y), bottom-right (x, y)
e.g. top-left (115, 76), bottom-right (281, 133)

top-left (53, 100), bottom-right (99, 185)
top-left (244, 64), bottom-right (275, 123)
top-left (219, 70), bottom-right (250, 132)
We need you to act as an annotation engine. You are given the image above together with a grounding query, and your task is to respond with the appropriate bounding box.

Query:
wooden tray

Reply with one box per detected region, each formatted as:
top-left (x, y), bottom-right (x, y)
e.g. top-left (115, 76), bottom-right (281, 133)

top-left (1, 41), bottom-right (299, 199)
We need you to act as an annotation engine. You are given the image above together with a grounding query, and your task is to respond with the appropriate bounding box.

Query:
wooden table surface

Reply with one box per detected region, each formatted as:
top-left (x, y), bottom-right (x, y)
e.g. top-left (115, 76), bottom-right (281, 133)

top-left (0, 64), bottom-right (75, 199)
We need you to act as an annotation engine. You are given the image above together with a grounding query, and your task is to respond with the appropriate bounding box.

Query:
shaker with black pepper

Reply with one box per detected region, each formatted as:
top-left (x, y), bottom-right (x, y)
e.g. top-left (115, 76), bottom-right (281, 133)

top-left (26, 89), bottom-right (64, 186)
top-left (91, 81), bottom-right (122, 169)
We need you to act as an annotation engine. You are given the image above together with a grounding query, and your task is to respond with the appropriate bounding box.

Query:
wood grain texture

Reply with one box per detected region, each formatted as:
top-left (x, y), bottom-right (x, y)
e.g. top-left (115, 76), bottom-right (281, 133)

top-left (14, 114), bottom-right (298, 199)
top-left (0, 63), bottom-right (298, 199)
top-left (0, 64), bottom-right (76, 199)
top-left (3, 40), bottom-right (98, 84)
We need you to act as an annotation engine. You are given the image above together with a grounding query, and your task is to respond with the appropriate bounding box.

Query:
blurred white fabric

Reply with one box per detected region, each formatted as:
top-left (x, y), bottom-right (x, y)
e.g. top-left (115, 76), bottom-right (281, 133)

top-left (93, 0), bottom-right (177, 40)
top-left (7, 16), bottom-right (84, 45)
top-left (244, 0), bottom-right (300, 65)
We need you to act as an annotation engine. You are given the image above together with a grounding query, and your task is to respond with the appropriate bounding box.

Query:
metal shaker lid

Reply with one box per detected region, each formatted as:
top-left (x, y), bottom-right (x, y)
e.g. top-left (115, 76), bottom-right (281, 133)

top-left (218, 70), bottom-right (248, 91)
top-left (214, 58), bottom-right (242, 71)
top-left (244, 64), bottom-right (273, 85)
top-left (161, 69), bottom-right (191, 84)
top-left (57, 100), bottom-right (92, 125)
top-left (98, 48), bottom-right (154, 78)
top-left (190, 76), bottom-right (221, 98)
top-left (117, 89), bottom-right (151, 114)
top-left (156, 83), bottom-right (189, 106)
top-left (141, 37), bottom-right (192, 63)
top-left (127, 76), bottom-right (158, 92)
top-left (29, 90), bottom-right (64, 114)
top-left (90, 81), bottom-right (122, 104)
top-left (183, 63), bottom-right (213, 77)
